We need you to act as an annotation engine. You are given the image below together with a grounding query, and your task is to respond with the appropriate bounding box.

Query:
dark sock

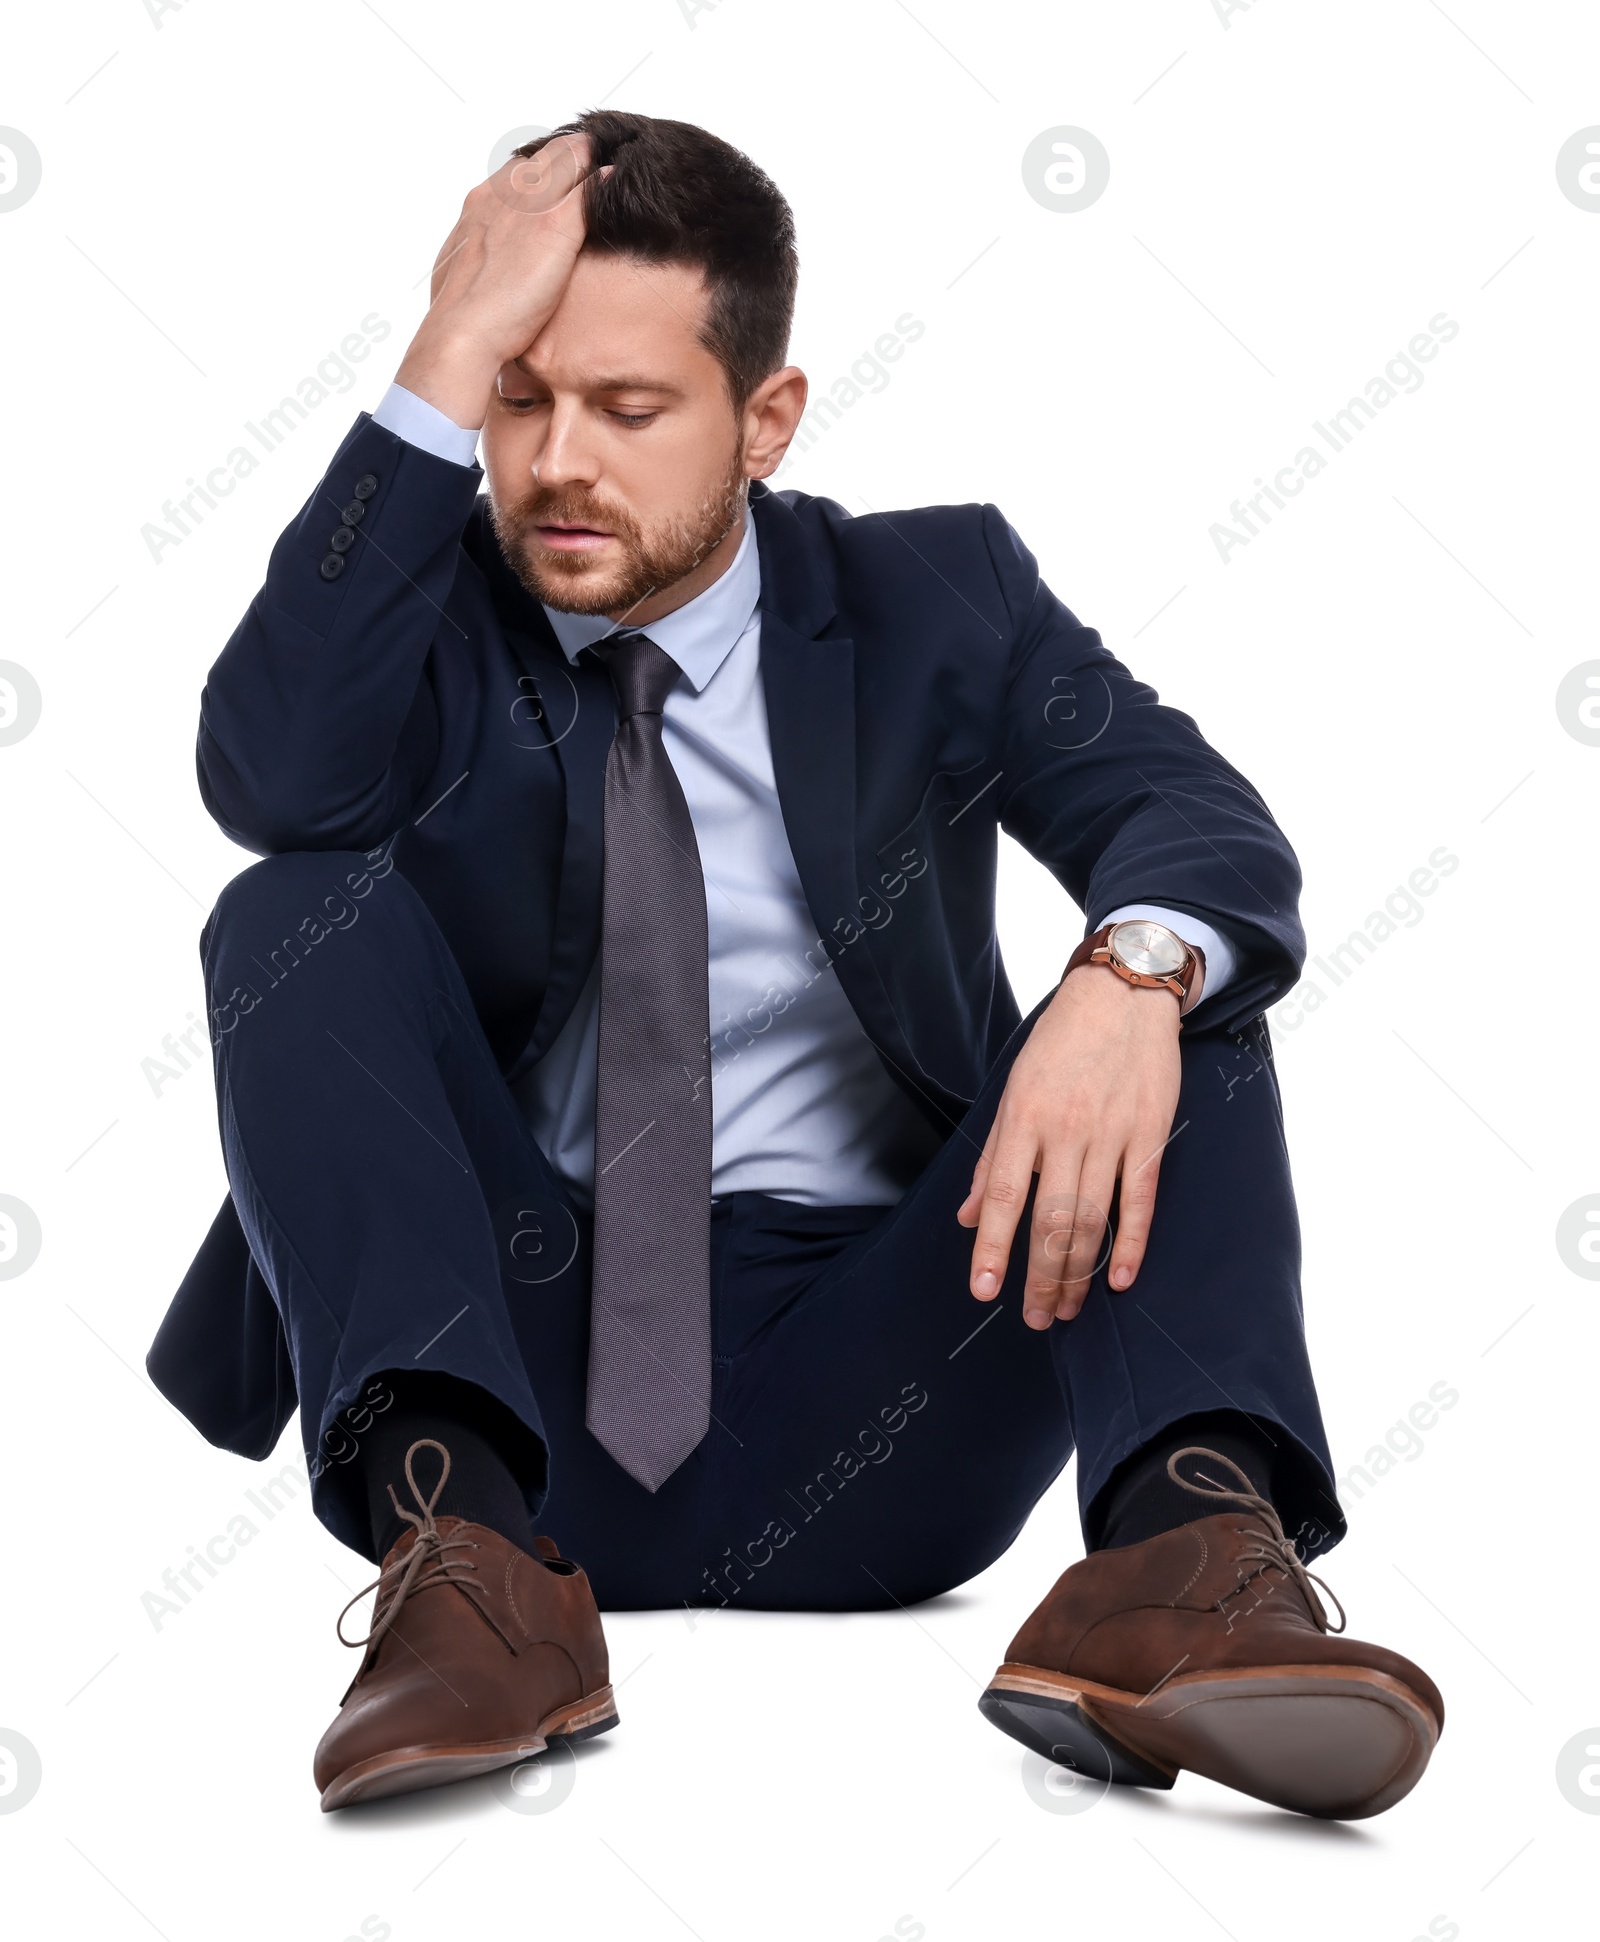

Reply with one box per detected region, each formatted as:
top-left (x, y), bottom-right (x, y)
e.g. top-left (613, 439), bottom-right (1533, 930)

top-left (1089, 1409), bottom-right (1279, 1553)
top-left (360, 1372), bottom-right (537, 1561)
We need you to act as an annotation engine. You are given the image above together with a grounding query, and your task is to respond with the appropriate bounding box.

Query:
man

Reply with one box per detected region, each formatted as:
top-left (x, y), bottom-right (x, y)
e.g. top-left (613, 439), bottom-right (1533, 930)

top-left (148, 111), bottom-right (1441, 1821)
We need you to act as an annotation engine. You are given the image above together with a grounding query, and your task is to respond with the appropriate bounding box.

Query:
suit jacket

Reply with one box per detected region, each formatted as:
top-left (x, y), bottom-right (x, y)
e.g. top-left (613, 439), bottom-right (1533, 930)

top-left (147, 411), bottom-right (1306, 1457)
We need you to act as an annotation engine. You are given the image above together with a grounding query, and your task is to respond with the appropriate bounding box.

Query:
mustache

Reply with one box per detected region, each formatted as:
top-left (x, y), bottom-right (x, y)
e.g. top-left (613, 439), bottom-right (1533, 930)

top-left (500, 485), bottom-right (641, 543)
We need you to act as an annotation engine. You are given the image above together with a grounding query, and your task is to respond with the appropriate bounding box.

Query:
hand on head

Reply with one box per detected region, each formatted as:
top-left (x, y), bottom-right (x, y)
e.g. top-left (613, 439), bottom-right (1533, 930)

top-left (396, 134), bottom-right (609, 430)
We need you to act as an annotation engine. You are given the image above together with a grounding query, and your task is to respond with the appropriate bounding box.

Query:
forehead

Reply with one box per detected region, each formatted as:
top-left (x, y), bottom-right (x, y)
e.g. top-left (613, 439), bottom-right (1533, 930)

top-left (514, 253), bottom-right (717, 385)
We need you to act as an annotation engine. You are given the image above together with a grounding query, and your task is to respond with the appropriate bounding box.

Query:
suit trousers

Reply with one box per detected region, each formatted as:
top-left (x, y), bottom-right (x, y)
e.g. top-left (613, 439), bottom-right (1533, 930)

top-left (202, 849), bottom-right (1343, 1610)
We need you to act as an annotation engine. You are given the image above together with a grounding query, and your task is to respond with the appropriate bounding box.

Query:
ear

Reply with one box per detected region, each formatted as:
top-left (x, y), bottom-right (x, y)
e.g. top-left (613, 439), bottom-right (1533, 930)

top-left (741, 366), bottom-right (808, 480)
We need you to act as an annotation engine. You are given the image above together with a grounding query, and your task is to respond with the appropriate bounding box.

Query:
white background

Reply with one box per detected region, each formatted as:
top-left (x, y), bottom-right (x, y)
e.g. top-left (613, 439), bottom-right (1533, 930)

top-left (1, 1), bottom-right (1596, 1937)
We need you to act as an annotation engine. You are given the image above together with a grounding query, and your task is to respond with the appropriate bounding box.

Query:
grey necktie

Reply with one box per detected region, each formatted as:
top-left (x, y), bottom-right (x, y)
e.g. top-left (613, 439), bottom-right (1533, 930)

top-left (585, 633), bottom-right (713, 1491)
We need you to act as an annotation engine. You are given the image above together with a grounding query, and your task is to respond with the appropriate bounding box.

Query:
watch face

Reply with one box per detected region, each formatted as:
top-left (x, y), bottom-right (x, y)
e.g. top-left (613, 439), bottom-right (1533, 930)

top-left (1109, 919), bottom-right (1187, 978)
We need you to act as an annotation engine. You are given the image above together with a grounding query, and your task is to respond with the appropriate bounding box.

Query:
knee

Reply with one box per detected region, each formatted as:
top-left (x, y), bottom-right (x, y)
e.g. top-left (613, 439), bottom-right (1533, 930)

top-left (204, 846), bottom-right (411, 995)
top-left (211, 847), bottom-right (391, 933)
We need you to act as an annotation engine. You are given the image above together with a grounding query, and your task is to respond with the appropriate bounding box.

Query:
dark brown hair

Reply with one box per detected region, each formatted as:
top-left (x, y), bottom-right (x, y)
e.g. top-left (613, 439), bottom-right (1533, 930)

top-left (516, 112), bottom-right (798, 407)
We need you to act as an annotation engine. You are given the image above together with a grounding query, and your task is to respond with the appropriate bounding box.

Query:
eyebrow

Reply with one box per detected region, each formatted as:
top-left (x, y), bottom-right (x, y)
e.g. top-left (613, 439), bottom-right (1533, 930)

top-left (508, 360), bottom-right (686, 398)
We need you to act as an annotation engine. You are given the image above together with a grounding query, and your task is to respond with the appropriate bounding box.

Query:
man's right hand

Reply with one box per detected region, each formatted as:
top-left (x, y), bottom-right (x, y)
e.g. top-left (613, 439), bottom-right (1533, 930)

top-left (394, 134), bottom-right (602, 432)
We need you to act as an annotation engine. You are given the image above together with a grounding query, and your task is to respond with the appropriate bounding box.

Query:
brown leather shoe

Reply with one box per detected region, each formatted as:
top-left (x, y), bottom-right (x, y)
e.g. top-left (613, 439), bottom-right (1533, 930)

top-left (314, 1439), bottom-right (617, 1811)
top-left (980, 1447), bottom-right (1443, 1820)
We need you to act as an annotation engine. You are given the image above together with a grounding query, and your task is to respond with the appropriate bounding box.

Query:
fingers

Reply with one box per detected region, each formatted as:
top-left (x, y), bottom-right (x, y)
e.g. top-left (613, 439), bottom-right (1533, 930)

top-left (1026, 1149), bottom-right (1112, 1327)
top-left (1023, 1157), bottom-right (1084, 1326)
top-left (967, 1114), bottom-right (1037, 1303)
top-left (955, 1128), bottom-right (995, 1234)
top-left (1107, 1121), bottom-right (1169, 1292)
top-left (1059, 1151), bottom-right (1117, 1321)
top-left (542, 131), bottom-right (599, 209)
top-left (512, 131), bottom-right (589, 208)
top-left (476, 133), bottom-right (596, 229)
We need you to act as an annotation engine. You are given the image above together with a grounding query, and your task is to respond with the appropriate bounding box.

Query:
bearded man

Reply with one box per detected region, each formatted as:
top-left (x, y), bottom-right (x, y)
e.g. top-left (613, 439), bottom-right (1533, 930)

top-left (149, 111), bottom-right (1442, 1820)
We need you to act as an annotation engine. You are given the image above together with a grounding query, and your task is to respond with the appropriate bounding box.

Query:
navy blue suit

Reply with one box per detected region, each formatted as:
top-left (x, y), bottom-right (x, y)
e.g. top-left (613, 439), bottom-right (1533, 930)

top-left (148, 412), bottom-right (1343, 1605)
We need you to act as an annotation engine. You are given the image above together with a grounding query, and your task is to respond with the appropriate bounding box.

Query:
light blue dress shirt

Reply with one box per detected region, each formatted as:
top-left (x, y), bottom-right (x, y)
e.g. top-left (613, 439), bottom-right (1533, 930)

top-left (370, 383), bottom-right (1237, 1207)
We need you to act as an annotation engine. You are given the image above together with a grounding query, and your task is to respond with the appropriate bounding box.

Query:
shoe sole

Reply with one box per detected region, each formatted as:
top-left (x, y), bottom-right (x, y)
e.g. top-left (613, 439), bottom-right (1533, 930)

top-left (982, 1661), bottom-right (1439, 1819)
top-left (318, 1684), bottom-right (619, 1812)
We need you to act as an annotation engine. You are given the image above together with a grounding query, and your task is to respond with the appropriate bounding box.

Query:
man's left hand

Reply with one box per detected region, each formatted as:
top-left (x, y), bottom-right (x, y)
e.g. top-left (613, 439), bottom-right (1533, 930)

top-left (956, 965), bottom-right (1183, 1328)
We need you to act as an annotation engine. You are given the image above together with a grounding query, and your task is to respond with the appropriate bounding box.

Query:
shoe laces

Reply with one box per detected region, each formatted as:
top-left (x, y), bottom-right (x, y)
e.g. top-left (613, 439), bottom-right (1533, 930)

top-left (336, 1438), bottom-right (515, 1666)
top-left (1166, 1446), bottom-right (1347, 1635)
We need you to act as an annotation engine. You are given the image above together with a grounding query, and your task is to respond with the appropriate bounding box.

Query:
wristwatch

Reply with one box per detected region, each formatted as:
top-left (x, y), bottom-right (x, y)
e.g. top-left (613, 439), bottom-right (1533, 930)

top-left (1063, 919), bottom-right (1206, 1017)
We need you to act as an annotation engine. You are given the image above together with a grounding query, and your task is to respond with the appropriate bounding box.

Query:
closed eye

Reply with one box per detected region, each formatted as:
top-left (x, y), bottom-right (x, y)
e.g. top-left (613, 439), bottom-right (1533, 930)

top-left (495, 397), bottom-right (657, 429)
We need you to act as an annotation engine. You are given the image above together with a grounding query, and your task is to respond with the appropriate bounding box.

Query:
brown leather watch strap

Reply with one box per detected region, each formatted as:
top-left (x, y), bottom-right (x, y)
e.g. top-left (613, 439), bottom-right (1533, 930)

top-left (1062, 922), bottom-right (1206, 1017)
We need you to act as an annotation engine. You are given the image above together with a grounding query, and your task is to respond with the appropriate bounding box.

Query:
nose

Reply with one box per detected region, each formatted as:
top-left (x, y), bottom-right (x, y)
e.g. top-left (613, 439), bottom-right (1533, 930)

top-left (532, 396), bottom-right (601, 492)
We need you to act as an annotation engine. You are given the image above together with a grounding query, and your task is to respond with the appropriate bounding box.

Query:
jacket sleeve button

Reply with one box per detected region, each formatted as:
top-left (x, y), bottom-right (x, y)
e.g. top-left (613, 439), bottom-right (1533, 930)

top-left (330, 526), bottom-right (356, 552)
top-left (353, 474), bottom-right (379, 499)
top-left (340, 500), bottom-right (366, 525)
top-left (319, 554), bottom-right (345, 581)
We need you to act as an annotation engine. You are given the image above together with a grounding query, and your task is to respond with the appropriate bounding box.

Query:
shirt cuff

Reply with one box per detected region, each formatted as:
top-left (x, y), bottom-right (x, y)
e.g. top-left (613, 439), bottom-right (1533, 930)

top-left (1094, 905), bottom-right (1237, 1003)
top-left (371, 382), bottom-right (482, 469)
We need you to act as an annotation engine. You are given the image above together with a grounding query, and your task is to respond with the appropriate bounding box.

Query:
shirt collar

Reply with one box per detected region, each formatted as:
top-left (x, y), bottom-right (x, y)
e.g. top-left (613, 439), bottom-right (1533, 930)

top-left (540, 510), bottom-right (760, 696)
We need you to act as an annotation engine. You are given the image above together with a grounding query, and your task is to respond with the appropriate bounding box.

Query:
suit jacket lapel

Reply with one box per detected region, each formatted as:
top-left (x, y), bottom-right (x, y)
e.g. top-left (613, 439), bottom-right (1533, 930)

top-left (523, 648), bottom-right (613, 1066)
top-left (470, 512), bottom-right (615, 1073)
top-left (758, 606), bottom-right (860, 957)
top-left (752, 490), bottom-right (906, 1067)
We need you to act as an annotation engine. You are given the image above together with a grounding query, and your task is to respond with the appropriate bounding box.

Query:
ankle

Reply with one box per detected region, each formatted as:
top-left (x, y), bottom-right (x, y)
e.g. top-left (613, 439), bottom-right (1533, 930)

top-left (1089, 1411), bottom-right (1279, 1554)
top-left (359, 1372), bottom-right (538, 1562)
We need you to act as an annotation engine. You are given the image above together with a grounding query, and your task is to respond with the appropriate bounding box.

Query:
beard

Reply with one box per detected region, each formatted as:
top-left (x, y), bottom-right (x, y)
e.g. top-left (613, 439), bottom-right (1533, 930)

top-left (489, 446), bottom-right (747, 619)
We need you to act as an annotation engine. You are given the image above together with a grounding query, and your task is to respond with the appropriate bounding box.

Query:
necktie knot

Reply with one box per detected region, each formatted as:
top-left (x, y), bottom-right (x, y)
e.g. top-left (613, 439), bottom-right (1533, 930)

top-left (595, 633), bottom-right (682, 721)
